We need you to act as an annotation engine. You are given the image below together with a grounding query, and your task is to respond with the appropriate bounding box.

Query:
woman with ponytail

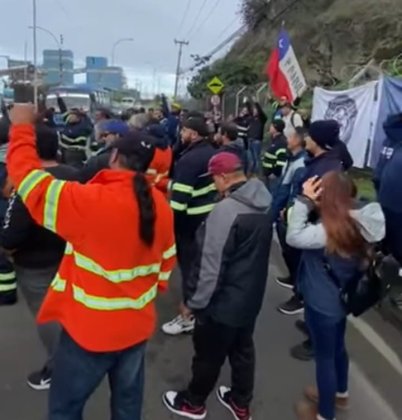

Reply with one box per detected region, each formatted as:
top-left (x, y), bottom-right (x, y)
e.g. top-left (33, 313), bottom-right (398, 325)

top-left (7, 104), bottom-right (176, 420)
top-left (286, 172), bottom-right (385, 420)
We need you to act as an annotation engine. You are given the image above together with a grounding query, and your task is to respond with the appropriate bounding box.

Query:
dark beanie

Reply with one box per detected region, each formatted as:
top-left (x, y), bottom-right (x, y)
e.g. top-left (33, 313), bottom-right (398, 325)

top-left (308, 120), bottom-right (340, 150)
top-left (183, 117), bottom-right (209, 137)
top-left (272, 119), bottom-right (285, 133)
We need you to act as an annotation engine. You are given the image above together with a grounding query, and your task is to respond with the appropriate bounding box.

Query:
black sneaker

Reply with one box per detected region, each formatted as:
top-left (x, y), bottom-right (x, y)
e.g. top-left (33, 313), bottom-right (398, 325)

top-left (295, 319), bottom-right (309, 336)
top-left (290, 339), bottom-right (314, 362)
top-left (27, 366), bottom-right (52, 391)
top-left (278, 295), bottom-right (304, 315)
top-left (217, 386), bottom-right (252, 420)
top-left (275, 276), bottom-right (294, 290)
top-left (163, 391), bottom-right (207, 419)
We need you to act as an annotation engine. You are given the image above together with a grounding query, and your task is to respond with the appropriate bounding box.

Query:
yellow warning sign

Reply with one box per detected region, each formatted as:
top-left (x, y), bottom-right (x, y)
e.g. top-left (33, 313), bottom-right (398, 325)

top-left (207, 76), bottom-right (225, 95)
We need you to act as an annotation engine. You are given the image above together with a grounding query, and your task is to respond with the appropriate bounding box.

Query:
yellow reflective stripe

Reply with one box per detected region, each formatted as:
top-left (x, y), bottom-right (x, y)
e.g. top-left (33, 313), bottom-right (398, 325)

top-left (158, 271), bottom-right (171, 281)
top-left (167, 180), bottom-right (173, 191)
top-left (163, 244), bottom-right (176, 259)
top-left (0, 272), bottom-right (16, 281)
top-left (172, 183), bottom-right (194, 194)
top-left (171, 200), bottom-right (187, 211)
top-left (61, 135), bottom-right (88, 143)
top-left (0, 283), bottom-right (16, 292)
top-left (72, 250), bottom-right (161, 283)
top-left (262, 162), bottom-right (273, 168)
top-left (187, 203), bottom-right (215, 215)
top-left (18, 170), bottom-right (51, 202)
top-left (276, 161), bottom-right (286, 167)
top-left (65, 242), bottom-right (73, 255)
top-left (264, 152), bottom-right (276, 159)
top-left (51, 275), bottom-right (67, 292)
top-left (192, 183), bottom-right (216, 198)
top-left (275, 148), bottom-right (287, 155)
top-left (44, 180), bottom-right (66, 232)
top-left (72, 283), bottom-right (157, 311)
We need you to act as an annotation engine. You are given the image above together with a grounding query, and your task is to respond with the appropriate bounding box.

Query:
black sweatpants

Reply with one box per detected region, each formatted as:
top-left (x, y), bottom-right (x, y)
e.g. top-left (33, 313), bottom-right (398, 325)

top-left (187, 318), bottom-right (255, 408)
top-left (176, 230), bottom-right (198, 301)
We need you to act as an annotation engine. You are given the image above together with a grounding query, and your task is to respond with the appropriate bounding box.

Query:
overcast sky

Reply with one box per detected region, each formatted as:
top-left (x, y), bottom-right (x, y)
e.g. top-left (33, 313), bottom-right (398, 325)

top-left (0, 0), bottom-right (242, 96)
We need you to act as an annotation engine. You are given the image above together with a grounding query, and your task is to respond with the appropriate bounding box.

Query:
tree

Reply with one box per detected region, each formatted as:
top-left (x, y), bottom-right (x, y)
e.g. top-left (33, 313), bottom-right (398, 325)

top-left (187, 59), bottom-right (260, 99)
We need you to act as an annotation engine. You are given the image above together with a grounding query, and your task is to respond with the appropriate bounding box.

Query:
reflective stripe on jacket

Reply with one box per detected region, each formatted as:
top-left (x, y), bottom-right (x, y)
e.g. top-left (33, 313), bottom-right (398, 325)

top-left (8, 125), bottom-right (176, 352)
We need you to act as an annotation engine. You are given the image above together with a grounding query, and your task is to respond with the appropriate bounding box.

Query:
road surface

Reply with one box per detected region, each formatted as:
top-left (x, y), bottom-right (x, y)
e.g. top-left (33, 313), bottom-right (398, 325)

top-left (1, 242), bottom-right (401, 420)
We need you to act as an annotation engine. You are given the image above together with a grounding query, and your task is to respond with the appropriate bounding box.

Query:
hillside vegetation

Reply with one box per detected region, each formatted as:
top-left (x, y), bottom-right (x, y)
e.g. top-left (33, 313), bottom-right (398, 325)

top-left (188, 0), bottom-right (402, 98)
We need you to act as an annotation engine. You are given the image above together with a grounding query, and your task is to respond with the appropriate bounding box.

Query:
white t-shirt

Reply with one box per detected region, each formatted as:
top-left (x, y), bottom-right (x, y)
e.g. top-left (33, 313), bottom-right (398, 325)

top-left (283, 111), bottom-right (304, 139)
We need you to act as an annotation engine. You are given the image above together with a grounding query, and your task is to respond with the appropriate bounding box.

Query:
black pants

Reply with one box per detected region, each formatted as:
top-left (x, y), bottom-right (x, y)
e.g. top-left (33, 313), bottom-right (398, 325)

top-left (176, 230), bottom-right (198, 301)
top-left (276, 220), bottom-right (301, 287)
top-left (187, 318), bottom-right (255, 408)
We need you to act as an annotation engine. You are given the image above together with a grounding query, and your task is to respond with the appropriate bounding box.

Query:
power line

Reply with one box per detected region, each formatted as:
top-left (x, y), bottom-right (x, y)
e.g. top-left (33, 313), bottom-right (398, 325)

top-left (185, 0), bottom-right (209, 39)
top-left (188, 0), bottom-right (220, 40)
top-left (174, 39), bottom-right (189, 99)
top-left (177, 0), bottom-right (192, 37)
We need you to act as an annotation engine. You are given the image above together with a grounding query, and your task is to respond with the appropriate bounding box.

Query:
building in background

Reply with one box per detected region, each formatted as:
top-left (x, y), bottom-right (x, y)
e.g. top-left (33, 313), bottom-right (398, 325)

top-left (85, 56), bottom-right (125, 91)
top-left (43, 49), bottom-right (74, 86)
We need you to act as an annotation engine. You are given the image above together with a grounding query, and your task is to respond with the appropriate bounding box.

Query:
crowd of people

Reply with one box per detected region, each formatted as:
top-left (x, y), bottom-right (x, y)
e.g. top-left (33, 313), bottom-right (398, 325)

top-left (0, 92), bottom-right (401, 420)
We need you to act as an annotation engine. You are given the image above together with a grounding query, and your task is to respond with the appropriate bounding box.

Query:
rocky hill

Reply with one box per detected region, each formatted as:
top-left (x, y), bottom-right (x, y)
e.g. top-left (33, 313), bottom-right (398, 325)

top-left (227, 0), bottom-right (402, 86)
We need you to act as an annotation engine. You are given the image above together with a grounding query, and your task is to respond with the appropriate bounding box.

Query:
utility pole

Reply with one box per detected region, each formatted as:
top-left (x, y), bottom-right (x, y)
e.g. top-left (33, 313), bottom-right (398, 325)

top-left (59, 34), bottom-right (64, 85)
top-left (173, 39), bottom-right (189, 100)
top-left (32, 0), bottom-right (38, 107)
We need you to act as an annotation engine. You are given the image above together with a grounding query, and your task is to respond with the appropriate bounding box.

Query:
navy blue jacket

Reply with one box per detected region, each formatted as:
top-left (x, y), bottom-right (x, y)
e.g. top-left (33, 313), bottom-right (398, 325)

top-left (374, 113), bottom-right (402, 263)
top-left (170, 139), bottom-right (217, 234)
top-left (289, 150), bottom-right (343, 206)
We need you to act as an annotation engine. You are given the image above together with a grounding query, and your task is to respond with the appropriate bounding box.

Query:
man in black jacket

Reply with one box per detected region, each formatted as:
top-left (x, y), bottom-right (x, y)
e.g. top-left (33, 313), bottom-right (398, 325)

top-left (162, 117), bottom-right (217, 336)
top-left (1, 124), bottom-right (80, 390)
top-left (248, 101), bottom-right (267, 175)
top-left (163, 152), bottom-right (272, 420)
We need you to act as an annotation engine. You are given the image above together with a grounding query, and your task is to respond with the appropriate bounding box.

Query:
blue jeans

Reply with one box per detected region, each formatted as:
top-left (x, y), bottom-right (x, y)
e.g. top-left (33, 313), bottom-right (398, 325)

top-left (249, 139), bottom-right (262, 174)
top-left (305, 307), bottom-right (349, 420)
top-left (49, 330), bottom-right (146, 420)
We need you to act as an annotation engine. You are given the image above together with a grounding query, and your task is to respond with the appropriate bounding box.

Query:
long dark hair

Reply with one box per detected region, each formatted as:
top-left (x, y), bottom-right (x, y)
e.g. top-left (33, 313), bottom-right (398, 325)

top-left (118, 142), bottom-right (156, 246)
top-left (320, 172), bottom-right (366, 258)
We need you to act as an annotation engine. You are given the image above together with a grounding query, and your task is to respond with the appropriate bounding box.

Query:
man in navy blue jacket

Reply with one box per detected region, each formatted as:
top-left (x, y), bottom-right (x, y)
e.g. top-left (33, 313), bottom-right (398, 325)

top-left (374, 113), bottom-right (402, 264)
top-left (276, 120), bottom-right (344, 361)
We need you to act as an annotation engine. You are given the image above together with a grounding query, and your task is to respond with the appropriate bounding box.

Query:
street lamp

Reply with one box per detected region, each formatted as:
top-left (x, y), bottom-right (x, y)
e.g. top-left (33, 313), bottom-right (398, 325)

top-left (28, 25), bottom-right (64, 85)
top-left (32, 0), bottom-right (38, 106)
top-left (111, 38), bottom-right (134, 66)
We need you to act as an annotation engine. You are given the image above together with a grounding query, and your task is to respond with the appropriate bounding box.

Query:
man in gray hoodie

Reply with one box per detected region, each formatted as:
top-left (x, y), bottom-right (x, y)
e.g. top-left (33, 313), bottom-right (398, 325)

top-left (163, 152), bottom-right (272, 420)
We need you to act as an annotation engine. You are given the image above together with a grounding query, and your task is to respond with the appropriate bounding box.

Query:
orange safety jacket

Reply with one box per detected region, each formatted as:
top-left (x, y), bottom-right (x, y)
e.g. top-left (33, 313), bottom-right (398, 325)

top-left (146, 147), bottom-right (172, 197)
top-left (7, 125), bottom-right (176, 352)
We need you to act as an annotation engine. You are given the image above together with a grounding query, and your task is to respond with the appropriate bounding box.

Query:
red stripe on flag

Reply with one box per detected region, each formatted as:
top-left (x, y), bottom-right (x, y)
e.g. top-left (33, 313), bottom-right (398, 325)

top-left (266, 48), bottom-right (292, 102)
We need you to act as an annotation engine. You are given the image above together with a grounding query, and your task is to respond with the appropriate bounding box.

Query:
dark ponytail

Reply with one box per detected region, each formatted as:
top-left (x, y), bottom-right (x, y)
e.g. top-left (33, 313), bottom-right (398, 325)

top-left (133, 172), bottom-right (156, 246)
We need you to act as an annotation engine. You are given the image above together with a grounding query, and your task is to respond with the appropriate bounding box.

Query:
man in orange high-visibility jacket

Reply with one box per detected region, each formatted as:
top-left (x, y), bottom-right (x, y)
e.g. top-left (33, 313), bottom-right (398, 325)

top-left (7, 104), bottom-right (176, 420)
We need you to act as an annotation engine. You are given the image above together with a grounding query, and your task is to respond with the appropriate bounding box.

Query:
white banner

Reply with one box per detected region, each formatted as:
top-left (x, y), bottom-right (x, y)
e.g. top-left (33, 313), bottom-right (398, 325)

top-left (312, 81), bottom-right (380, 168)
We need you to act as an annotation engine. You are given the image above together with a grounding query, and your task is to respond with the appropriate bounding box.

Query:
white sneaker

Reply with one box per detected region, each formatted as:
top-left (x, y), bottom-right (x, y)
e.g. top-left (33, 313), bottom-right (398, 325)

top-left (162, 315), bottom-right (195, 335)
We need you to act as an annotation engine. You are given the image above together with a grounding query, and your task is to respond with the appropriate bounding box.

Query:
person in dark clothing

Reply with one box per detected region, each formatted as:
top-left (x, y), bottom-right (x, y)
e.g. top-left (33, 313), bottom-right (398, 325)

top-left (0, 114), bottom-right (17, 306)
top-left (163, 152), bottom-right (272, 420)
top-left (58, 96), bottom-right (93, 168)
top-left (215, 122), bottom-right (248, 168)
top-left (263, 119), bottom-right (288, 193)
top-left (277, 120), bottom-right (344, 362)
top-left (374, 113), bottom-right (402, 308)
top-left (161, 94), bottom-right (181, 146)
top-left (79, 119), bottom-right (129, 183)
top-left (330, 138), bottom-right (353, 171)
top-left (1, 124), bottom-right (80, 390)
top-left (162, 117), bottom-right (217, 336)
top-left (248, 101), bottom-right (267, 175)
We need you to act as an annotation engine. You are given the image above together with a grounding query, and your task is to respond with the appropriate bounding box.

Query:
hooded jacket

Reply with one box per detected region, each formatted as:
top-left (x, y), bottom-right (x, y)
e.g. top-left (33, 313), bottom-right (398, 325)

top-left (186, 178), bottom-right (273, 327)
top-left (286, 198), bottom-right (385, 319)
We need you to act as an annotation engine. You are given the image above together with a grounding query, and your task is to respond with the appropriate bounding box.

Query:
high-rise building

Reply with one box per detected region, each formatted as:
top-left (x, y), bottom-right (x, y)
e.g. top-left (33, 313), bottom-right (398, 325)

top-left (85, 56), bottom-right (125, 90)
top-left (43, 49), bottom-right (74, 85)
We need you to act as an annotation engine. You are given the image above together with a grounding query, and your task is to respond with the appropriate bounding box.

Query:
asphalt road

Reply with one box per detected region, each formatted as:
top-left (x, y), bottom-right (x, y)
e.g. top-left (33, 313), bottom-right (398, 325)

top-left (0, 242), bottom-right (401, 420)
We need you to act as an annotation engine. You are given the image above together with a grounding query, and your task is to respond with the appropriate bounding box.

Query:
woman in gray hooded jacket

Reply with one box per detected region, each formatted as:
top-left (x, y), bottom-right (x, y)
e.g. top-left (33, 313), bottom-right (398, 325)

top-left (286, 172), bottom-right (385, 420)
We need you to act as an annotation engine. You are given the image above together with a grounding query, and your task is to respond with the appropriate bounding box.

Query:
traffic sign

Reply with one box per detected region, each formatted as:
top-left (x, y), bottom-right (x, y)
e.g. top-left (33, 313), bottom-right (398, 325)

top-left (210, 94), bottom-right (221, 106)
top-left (207, 76), bottom-right (225, 95)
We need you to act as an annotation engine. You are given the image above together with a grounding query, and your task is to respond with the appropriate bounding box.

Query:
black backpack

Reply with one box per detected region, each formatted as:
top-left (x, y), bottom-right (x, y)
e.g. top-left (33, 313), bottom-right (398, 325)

top-left (324, 250), bottom-right (391, 317)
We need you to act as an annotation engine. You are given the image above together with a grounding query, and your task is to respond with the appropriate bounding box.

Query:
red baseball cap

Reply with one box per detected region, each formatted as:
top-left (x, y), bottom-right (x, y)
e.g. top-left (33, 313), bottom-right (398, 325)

top-left (207, 152), bottom-right (243, 176)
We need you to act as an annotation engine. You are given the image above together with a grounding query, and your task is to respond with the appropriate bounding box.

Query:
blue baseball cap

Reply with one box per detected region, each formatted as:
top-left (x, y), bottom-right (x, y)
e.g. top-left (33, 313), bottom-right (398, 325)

top-left (101, 119), bottom-right (129, 137)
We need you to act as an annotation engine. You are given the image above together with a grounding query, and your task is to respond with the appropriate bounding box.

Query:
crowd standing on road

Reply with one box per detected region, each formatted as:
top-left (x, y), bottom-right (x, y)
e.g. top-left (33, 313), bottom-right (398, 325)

top-left (0, 90), bottom-right (400, 420)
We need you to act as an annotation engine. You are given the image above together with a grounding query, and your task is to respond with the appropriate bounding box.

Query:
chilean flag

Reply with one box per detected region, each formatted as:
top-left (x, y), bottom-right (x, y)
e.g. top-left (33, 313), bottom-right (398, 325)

top-left (266, 29), bottom-right (307, 102)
